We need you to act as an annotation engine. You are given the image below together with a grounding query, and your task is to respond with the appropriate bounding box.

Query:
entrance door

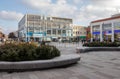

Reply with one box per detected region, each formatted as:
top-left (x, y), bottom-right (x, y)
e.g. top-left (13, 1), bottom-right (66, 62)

top-left (35, 38), bottom-right (39, 42)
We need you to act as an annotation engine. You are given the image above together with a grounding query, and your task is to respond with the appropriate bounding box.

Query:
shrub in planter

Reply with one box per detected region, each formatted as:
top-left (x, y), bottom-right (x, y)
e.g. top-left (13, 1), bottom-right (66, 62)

top-left (83, 42), bottom-right (120, 47)
top-left (36, 45), bottom-right (60, 59)
top-left (0, 43), bottom-right (60, 61)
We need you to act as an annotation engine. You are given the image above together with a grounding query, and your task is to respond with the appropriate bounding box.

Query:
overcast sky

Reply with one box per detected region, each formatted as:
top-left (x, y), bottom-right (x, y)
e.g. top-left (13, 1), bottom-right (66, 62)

top-left (0, 0), bottom-right (120, 34)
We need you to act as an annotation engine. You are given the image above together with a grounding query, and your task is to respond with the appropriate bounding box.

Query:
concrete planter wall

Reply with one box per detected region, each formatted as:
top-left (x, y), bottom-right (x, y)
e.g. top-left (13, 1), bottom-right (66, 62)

top-left (76, 47), bottom-right (120, 53)
top-left (0, 54), bottom-right (80, 72)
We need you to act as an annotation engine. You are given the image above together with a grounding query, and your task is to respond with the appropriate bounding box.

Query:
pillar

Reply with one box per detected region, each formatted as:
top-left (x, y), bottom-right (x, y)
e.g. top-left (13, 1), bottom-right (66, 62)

top-left (111, 22), bottom-right (114, 42)
top-left (100, 23), bottom-right (103, 42)
top-left (90, 25), bottom-right (93, 42)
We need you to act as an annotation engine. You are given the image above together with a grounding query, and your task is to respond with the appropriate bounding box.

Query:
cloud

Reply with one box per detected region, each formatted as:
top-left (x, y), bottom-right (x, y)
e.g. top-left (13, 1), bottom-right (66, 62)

top-left (0, 11), bottom-right (23, 21)
top-left (73, 0), bottom-right (83, 4)
top-left (0, 25), bottom-right (7, 34)
top-left (90, 0), bottom-right (120, 8)
top-left (51, 1), bottom-right (77, 17)
top-left (21, 0), bottom-right (77, 17)
top-left (0, 24), bottom-right (17, 34)
top-left (74, 0), bottom-right (120, 25)
top-left (21, 0), bottom-right (120, 26)
top-left (21, 0), bottom-right (52, 12)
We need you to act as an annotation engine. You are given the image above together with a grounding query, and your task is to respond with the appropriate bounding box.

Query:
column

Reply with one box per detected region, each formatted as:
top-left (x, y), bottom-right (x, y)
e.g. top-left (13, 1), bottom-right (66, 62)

top-left (39, 28), bottom-right (41, 41)
top-left (26, 27), bottom-right (29, 42)
top-left (90, 25), bottom-right (93, 42)
top-left (61, 29), bottom-right (63, 40)
top-left (100, 23), bottom-right (103, 42)
top-left (45, 21), bottom-right (47, 41)
top-left (39, 22), bottom-right (41, 41)
top-left (51, 23), bottom-right (52, 36)
top-left (111, 22), bottom-right (114, 42)
top-left (56, 29), bottom-right (58, 37)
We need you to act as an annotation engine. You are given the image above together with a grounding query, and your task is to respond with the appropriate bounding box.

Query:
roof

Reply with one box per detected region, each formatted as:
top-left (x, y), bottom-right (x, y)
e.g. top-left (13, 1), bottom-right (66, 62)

top-left (91, 16), bottom-right (120, 23)
top-left (52, 17), bottom-right (72, 21)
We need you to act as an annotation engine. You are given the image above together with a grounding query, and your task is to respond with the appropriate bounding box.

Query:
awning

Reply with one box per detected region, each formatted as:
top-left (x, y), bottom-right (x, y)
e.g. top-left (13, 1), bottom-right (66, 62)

top-left (79, 36), bottom-right (86, 39)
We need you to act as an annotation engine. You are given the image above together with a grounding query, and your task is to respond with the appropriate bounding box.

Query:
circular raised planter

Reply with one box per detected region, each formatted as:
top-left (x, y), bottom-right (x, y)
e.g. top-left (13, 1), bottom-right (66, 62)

top-left (0, 54), bottom-right (80, 72)
top-left (76, 47), bottom-right (120, 53)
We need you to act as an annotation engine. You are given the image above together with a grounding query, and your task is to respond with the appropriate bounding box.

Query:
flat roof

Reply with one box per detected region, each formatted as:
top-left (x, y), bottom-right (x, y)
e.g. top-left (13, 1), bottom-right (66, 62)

top-left (52, 17), bottom-right (72, 20)
top-left (91, 16), bottom-right (120, 23)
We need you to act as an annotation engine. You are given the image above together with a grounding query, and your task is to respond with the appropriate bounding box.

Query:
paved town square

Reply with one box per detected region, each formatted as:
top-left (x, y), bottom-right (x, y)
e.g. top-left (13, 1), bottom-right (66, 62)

top-left (0, 42), bottom-right (120, 79)
top-left (1, 0), bottom-right (120, 79)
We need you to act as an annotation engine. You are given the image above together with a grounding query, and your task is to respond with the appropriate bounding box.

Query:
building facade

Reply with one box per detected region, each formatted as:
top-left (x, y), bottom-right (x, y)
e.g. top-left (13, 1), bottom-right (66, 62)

top-left (18, 14), bottom-right (73, 42)
top-left (0, 28), bottom-right (2, 38)
top-left (72, 25), bottom-right (86, 40)
top-left (86, 26), bottom-right (91, 41)
top-left (0, 28), bottom-right (6, 42)
top-left (90, 14), bottom-right (120, 42)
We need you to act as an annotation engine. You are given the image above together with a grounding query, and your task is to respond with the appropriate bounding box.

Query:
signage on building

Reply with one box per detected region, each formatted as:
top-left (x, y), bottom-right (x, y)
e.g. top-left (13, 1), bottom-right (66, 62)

top-left (104, 30), bottom-right (111, 35)
top-left (92, 32), bottom-right (100, 35)
top-left (114, 30), bottom-right (120, 33)
top-left (33, 34), bottom-right (43, 37)
top-left (33, 32), bottom-right (46, 37)
top-left (27, 32), bottom-right (33, 37)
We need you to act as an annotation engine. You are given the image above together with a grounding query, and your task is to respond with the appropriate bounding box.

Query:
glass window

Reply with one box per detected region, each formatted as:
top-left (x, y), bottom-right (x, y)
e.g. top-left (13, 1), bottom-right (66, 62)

top-left (53, 29), bottom-right (56, 34)
top-left (34, 27), bottom-right (40, 32)
top-left (93, 25), bottom-right (100, 32)
top-left (58, 30), bottom-right (61, 34)
top-left (63, 30), bottom-right (66, 33)
top-left (114, 22), bottom-right (120, 30)
top-left (28, 27), bottom-right (34, 32)
top-left (114, 22), bottom-right (120, 42)
top-left (47, 30), bottom-right (51, 34)
top-left (102, 23), bottom-right (112, 31)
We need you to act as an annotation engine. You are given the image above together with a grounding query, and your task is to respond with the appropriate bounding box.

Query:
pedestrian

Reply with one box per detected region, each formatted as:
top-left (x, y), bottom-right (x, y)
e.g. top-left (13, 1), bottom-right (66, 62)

top-left (41, 40), bottom-right (45, 45)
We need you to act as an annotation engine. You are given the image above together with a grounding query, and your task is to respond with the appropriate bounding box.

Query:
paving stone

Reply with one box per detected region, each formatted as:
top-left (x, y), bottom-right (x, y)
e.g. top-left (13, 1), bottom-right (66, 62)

top-left (94, 71), bottom-right (115, 79)
top-left (11, 73), bottom-right (20, 79)
top-left (69, 77), bottom-right (79, 79)
top-left (0, 42), bottom-right (120, 79)
top-left (2, 74), bottom-right (12, 79)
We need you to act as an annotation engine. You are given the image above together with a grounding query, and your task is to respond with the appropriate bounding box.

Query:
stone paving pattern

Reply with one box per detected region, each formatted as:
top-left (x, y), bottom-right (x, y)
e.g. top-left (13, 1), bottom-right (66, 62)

top-left (0, 42), bottom-right (120, 79)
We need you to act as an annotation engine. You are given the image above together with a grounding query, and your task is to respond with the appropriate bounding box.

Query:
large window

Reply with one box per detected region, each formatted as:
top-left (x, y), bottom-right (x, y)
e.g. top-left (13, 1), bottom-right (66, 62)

top-left (58, 30), bottom-right (61, 34)
top-left (47, 30), bottom-right (51, 34)
top-left (102, 23), bottom-right (112, 31)
top-left (114, 22), bottom-right (120, 42)
top-left (28, 27), bottom-right (34, 32)
top-left (92, 25), bottom-right (100, 32)
top-left (53, 29), bottom-right (56, 34)
top-left (34, 27), bottom-right (40, 32)
top-left (62, 30), bottom-right (66, 33)
top-left (114, 22), bottom-right (120, 30)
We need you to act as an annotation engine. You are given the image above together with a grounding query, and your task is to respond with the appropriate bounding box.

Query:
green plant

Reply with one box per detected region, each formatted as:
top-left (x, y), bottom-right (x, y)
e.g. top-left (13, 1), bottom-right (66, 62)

top-left (36, 45), bottom-right (60, 59)
top-left (0, 43), bottom-right (60, 61)
top-left (83, 42), bottom-right (120, 47)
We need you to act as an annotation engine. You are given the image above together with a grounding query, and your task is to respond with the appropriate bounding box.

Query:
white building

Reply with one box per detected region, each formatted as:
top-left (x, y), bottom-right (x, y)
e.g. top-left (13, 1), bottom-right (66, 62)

top-left (90, 14), bottom-right (120, 42)
top-left (18, 14), bottom-right (73, 42)
top-left (71, 25), bottom-right (86, 39)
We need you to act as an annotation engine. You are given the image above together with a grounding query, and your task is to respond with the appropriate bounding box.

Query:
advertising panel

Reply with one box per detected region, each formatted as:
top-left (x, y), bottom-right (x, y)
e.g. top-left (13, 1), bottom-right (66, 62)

top-left (33, 32), bottom-right (46, 37)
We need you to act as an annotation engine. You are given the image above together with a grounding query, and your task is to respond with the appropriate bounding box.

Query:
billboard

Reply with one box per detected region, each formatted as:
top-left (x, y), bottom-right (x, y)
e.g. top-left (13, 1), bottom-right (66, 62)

top-left (33, 32), bottom-right (46, 37)
top-left (27, 32), bottom-right (46, 37)
top-left (27, 32), bottom-right (33, 37)
top-left (33, 33), bottom-right (43, 37)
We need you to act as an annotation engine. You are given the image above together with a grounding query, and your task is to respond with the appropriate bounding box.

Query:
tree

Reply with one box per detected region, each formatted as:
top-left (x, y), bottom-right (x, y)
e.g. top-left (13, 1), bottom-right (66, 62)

top-left (114, 33), bottom-right (117, 42)
top-left (8, 32), bottom-right (16, 38)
